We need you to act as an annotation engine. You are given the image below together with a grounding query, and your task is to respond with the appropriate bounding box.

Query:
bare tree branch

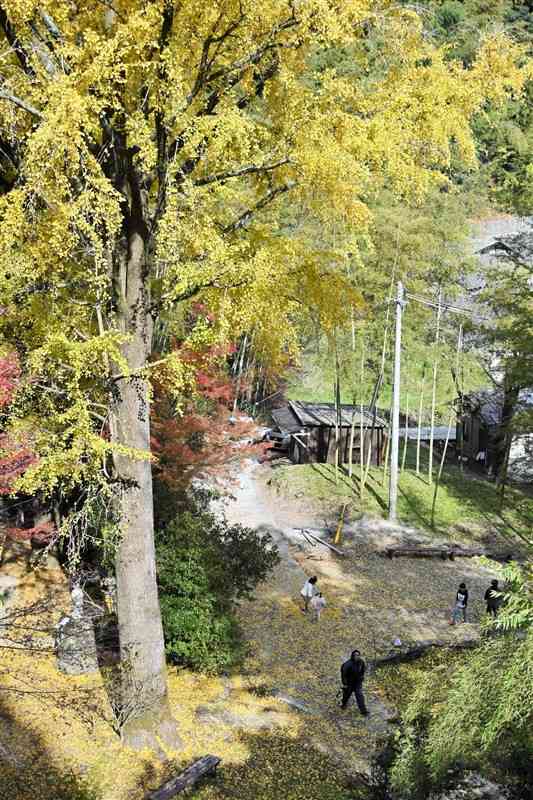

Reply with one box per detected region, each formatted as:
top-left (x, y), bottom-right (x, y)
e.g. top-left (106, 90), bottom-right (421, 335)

top-left (203, 16), bottom-right (298, 88)
top-left (0, 87), bottom-right (43, 119)
top-left (0, 6), bottom-right (35, 76)
top-left (194, 157), bottom-right (291, 187)
top-left (223, 181), bottom-right (295, 232)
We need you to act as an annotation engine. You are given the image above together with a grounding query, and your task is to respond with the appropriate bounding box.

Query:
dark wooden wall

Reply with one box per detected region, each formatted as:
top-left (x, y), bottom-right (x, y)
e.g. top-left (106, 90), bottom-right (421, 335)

top-left (289, 425), bottom-right (384, 466)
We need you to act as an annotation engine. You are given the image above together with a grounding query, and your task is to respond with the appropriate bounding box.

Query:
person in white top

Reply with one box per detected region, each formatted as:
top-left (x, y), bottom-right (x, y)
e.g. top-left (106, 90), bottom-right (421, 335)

top-left (310, 592), bottom-right (326, 622)
top-left (300, 576), bottom-right (318, 613)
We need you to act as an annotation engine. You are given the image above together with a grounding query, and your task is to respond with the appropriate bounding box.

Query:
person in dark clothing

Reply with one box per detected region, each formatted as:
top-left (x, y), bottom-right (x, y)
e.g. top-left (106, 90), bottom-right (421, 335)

top-left (450, 582), bottom-right (468, 624)
top-left (485, 579), bottom-right (501, 617)
top-left (340, 649), bottom-right (368, 716)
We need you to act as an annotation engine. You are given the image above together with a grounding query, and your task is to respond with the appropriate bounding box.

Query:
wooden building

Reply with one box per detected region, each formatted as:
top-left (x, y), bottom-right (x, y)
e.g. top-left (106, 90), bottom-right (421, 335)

top-left (458, 389), bottom-right (533, 478)
top-left (270, 400), bottom-right (387, 465)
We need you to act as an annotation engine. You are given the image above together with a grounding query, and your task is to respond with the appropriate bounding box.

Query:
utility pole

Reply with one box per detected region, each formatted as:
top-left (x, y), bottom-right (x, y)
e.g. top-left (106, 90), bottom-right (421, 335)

top-left (389, 281), bottom-right (405, 521)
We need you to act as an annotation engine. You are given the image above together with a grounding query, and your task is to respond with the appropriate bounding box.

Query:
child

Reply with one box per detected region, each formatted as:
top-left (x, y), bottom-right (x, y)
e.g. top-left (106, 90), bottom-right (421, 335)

top-left (310, 592), bottom-right (326, 622)
top-left (450, 582), bottom-right (468, 624)
top-left (300, 576), bottom-right (318, 612)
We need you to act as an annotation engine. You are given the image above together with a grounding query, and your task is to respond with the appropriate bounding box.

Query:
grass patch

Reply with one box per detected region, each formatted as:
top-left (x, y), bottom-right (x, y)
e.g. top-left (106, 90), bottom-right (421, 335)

top-left (374, 649), bottom-right (470, 714)
top-left (268, 444), bottom-right (533, 544)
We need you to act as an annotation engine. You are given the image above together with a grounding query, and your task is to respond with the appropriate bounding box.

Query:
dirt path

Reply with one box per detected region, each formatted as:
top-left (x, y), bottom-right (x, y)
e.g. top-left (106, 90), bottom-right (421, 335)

top-left (211, 459), bottom-right (499, 773)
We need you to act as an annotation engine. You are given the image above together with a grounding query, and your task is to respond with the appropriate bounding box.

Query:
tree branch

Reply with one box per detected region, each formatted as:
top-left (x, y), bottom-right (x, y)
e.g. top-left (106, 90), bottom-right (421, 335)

top-left (187, 8), bottom-right (246, 106)
top-left (0, 87), bottom-right (43, 119)
top-left (222, 181), bottom-right (295, 233)
top-left (203, 16), bottom-right (298, 88)
top-left (0, 6), bottom-right (35, 76)
top-left (194, 157), bottom-right (291, 187)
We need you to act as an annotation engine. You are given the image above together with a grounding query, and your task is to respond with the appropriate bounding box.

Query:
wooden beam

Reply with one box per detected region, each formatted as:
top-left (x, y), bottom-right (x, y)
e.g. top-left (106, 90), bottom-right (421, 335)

top-left (300, 529), bottom-right (345, 556)
top-left (292, 433), bottom-right (309, 450)
top-left (288, 400), bottom-right (306, 427)
top-left (147, 756), bottom-right (221, 799)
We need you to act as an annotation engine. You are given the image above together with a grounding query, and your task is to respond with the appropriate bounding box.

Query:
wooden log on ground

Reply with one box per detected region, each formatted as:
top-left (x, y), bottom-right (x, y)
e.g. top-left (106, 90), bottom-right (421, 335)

top-left (300, 529), bottom-right (345, 556)
top-left (450, 547), bottom-right (514, 562)
top-left (385, 545), bottom-right (451, 560)
top-left (385, 545), bottom-right (515, 562)
top-left (147, 755), bottom-right (221, 800)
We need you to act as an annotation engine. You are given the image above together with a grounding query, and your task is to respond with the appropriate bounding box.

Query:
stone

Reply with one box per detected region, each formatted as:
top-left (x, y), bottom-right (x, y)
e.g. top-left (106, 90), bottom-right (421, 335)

top-left (70, 584), bottom-right (84, 619)
top-left (195, 703), bottom-right (282, 731)
top-left (430, 773), bottom-right (509, 800)
top-left (0, 574), bottom-right (17, 613)
top-left (56, 615), bottom-right (99, 675)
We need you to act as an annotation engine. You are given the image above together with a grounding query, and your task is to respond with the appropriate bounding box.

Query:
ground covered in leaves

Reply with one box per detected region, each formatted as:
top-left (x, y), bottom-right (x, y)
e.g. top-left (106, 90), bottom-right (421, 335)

top-left (0, 456), bottom-right (520, 800)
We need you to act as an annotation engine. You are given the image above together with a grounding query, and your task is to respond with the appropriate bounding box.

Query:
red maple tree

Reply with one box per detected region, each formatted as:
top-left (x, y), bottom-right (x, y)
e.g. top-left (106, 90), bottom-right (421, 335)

top-left (151, 340), bottom-right (263, 499)
top-left (0, 353), bottom-right (54, 548)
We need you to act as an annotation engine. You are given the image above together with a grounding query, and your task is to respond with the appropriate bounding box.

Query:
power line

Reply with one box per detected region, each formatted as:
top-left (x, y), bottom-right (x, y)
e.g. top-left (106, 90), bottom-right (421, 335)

top-left (405, 292), bottom-right (488, 321)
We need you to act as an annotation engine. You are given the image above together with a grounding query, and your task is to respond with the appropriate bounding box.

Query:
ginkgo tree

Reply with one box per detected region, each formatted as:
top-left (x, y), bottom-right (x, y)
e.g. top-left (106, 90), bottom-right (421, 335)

top-left (0, 0), bottom-right (528, 748)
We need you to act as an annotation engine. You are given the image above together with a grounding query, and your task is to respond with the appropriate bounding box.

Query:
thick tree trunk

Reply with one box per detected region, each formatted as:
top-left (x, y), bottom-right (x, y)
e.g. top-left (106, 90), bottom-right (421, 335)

top-left (109, 208), bottom-right (179, 750)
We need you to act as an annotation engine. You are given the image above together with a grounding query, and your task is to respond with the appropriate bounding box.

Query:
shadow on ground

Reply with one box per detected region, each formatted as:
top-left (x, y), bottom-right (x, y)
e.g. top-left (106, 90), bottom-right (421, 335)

top-left (0, 699), bottom-right (100, 800)
top-left (189, 728), bottom-right (373, 800)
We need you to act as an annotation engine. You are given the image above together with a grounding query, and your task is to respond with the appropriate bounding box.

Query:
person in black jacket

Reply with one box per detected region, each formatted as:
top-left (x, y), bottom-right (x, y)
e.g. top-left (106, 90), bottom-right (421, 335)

top-left (485, 579), bottom-right (501, 617)
top-left (340, 649), bottom-right (368, 716)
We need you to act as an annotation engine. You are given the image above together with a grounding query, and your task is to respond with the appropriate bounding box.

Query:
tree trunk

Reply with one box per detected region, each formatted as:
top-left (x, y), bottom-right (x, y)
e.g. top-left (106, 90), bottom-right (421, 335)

top-left (495, 382), bottom-right (519, 482)
top-left (110, 201), bottom-right (179, 750)
top-left (497, 432), bottom-right (513, 510)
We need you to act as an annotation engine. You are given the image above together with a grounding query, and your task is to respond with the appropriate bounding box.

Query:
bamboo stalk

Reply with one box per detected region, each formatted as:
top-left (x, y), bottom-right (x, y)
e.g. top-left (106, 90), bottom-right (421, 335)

top-left (431, 326), bottom-right (464, 526)
top-left (430, 411), bottom-right (454, 528)
top-left (382, 426), bottom-right (391, 487)
top-left (334, 342), bottom-right (341, 485)
top-left (498, 432), bottom-right (513, 510)
top-left (362, 415), bottom-right (373, 494)
top-left (348, 325), bottom-right (358, 480)
top-left (232, 333), bottom-right (248, 412)
top-left (416, 371), bottom-right (426, 475)
top-left (334, 503), bottom-right (347, 546)
top-left (348, 399), bottom-right (356, 479)
top-left (401, 393), bottom-right (409, 472)
top-left (360, 340), bottom-right (365, 499)
top-left (428, 289), bottom-right (442, 484)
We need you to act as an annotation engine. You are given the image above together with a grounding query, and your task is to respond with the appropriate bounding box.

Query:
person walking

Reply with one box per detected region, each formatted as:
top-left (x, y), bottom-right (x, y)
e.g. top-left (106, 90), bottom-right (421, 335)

top-left (300, 575), bottom-right (318, 613)
top-left (450, 582), bottom-right (468, 624)
top-left (310, 592), bottom-right (326, 622)
top-left (485, 579), bottom-right (501, 617)
top-left (340, 649), bottom-right (368, 716)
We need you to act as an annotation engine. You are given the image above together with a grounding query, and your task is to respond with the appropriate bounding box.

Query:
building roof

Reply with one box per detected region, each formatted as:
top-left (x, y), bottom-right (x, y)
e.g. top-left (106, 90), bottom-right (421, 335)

top-left (465, 388), bottom-right (533, 427)
top-left (399, 426), bottom-right (456, 441)
top-left (271, 401), bottom-right (386, 433)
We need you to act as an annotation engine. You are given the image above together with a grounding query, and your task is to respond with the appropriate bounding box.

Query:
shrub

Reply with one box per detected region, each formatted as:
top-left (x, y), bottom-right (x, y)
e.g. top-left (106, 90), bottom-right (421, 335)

top-left (156, 494), bottom-right (279, 672)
